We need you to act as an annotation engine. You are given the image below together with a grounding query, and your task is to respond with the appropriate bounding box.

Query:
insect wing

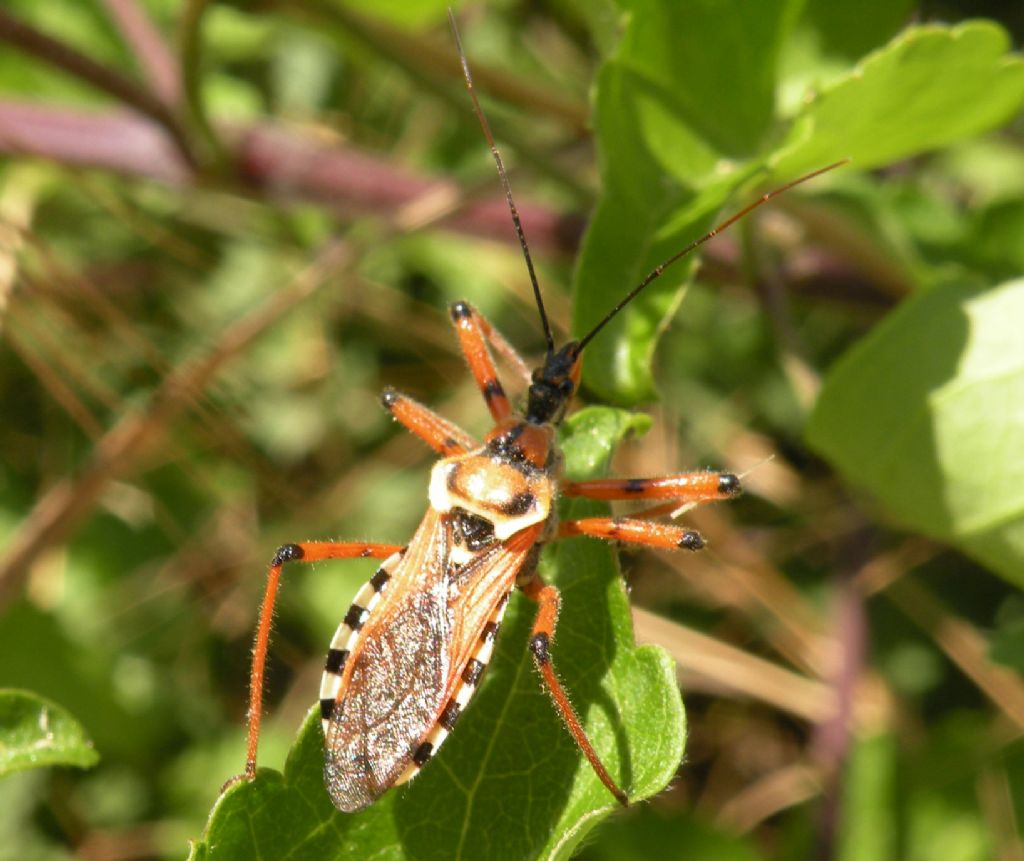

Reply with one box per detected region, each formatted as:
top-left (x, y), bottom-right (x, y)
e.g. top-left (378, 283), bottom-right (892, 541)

top-left (321, 507), bottom-right (543, 811)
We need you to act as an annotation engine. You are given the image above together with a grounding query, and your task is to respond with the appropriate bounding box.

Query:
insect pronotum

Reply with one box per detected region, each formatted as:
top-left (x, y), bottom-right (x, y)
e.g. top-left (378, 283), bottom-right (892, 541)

top-left (236, 12), bottom-right (846, 812)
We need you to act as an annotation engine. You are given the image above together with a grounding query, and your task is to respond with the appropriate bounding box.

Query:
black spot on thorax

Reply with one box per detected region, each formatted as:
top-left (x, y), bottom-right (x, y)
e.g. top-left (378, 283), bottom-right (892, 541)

top-left (451, 508), bottom-right (495, 551)
top-left (501, 491), bottom-right (536, 516)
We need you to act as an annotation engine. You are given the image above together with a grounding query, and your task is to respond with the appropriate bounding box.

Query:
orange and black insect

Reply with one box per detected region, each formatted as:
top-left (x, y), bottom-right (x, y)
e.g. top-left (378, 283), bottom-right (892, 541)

top-left (238, 13), bottom-right (845, 812)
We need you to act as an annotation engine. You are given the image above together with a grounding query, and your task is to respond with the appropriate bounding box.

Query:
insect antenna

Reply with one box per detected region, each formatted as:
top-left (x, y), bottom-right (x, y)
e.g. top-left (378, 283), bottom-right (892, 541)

top-left (448, 10), bottom-right (555, 354)
top-left (576, 159), bottom-right (850, 352)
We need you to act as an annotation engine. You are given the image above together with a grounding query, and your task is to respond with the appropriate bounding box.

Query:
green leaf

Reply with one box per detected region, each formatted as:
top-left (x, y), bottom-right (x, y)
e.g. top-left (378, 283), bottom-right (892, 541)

top-left (614, 0), bottom-right (802, 157)
top-left (194, 406), bottom-right (685, 860)
top-left (0, 689), bottom-right (99, 777)
top-left (572, 170), bottom-right (730, 404)
top-left (773, 22), bottom-right (1024, 177)
top-left (807, 279), bottom-right (1024, 587)
top-left (575, 0), bottom-right (801, 403)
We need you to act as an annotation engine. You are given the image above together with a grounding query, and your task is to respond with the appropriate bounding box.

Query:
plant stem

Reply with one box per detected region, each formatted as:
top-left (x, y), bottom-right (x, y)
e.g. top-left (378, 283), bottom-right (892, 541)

top-left (0, 8), bottom-right (198, 171)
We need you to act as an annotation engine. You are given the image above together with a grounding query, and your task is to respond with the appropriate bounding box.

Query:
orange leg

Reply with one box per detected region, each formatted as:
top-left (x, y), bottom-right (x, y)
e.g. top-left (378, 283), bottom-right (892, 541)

top-left (473, 308), bottom-right (532, 385)
top-left (520, 576), bottom-right (629, 807)
top-left (449, 301), bottom-right (517, 421)
top-left (558, 517), bottom-right (706, 551)
top-left (244, 540), bottom-right (402, 779)
top-left (563, 471), bottom-right (740, 503)
top-left (380, 387), bottom-right (477, 455)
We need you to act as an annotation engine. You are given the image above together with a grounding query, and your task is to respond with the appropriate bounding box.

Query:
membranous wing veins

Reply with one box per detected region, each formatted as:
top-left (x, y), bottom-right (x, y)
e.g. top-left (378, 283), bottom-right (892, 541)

top-left (320, 503), bottom-right (546, 812)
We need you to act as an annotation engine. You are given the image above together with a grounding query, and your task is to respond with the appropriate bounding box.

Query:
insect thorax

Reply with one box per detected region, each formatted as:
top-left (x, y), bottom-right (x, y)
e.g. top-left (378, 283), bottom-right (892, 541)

top-left (428, 448), bottom-right (554, 542)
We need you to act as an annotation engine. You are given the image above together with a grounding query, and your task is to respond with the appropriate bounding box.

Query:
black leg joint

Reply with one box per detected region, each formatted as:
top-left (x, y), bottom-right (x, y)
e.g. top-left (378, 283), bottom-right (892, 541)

top-left (678, 531), bottom-right (705, 551)
top-left (718, 473), bottom-right (742, 496)
top-left (529, 632), bottom-right (550, 666)
top-left (272, 543), bottom-right (304, 567)
top-left (482, 379), bottom-right (505, 403)
top-left (450, 300), bottom-right (472, 321)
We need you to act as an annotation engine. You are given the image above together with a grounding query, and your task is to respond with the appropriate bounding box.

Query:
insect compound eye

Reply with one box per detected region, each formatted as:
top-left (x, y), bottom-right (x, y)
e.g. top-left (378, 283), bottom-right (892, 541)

top-left (451, 508), bottom-right (496, 551)
top-left (558, 379), bottom-right (574, 396)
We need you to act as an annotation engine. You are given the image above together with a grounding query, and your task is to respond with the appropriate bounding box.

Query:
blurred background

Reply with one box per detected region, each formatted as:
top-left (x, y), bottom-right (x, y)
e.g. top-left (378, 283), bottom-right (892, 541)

top-left (0, 1), bottom-right (1022, 859)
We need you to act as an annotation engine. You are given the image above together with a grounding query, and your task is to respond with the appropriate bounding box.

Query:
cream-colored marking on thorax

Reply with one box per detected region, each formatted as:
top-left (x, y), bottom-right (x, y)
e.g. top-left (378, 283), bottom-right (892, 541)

top-left (429, 455), bottom-right (551, 540)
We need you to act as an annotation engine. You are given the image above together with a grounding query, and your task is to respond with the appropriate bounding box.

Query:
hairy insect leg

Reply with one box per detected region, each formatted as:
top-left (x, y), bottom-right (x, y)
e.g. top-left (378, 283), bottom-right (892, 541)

top-left (563, 471), bottom-right (741, 503)
top-left (473, 309), bottom-right (533, 385)
top-left (520, 575), bottom-right (630, 807)
top-left (449, 300), bottom-right (524, 421)
top-left (558, 517), bottom-right (707, 551)
top-left (380, 387), bottom-right (477, 455)
top-left (243, 541), bottom-right (403, 780)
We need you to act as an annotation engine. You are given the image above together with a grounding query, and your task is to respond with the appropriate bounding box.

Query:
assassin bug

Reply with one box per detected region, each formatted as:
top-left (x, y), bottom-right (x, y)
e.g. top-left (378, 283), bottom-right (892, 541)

top-left (237, 12), bottom-right (845, 812)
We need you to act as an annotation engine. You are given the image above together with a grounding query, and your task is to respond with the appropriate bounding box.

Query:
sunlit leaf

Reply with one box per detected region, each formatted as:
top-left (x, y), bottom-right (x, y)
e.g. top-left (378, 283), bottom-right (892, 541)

top-left (807, 279), bottom-right (1024, 586)
top-left (773, 22), bottom-right (1024, 176)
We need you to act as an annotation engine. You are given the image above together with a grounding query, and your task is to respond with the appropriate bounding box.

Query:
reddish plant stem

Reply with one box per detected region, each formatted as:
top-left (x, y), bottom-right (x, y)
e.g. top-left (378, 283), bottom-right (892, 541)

top-left (0, 103), bottom-right (584, 254)
top-left (0, 103), bottom-right (190, 184)
top-left (0, 8), bottom-right (197, 170)
top-left (811, 554), bottom-right (869, 861)
top-left (99, 0), bottom-right (181, 106)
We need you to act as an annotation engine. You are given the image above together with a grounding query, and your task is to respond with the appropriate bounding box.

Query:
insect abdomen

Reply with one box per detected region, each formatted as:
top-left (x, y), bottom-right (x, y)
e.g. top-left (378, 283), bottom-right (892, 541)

top-left (318, 550), bottom-right (403, 733)
top-left (392, 589), bottom-right (511, 787)
top-left (322, 575), bottom-right (451, 811)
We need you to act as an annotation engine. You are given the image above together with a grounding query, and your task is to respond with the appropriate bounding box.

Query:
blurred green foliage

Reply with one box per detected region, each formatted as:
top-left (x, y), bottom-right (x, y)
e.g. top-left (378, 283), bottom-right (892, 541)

top-left (0, 1), bottom-right (1021, 860)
